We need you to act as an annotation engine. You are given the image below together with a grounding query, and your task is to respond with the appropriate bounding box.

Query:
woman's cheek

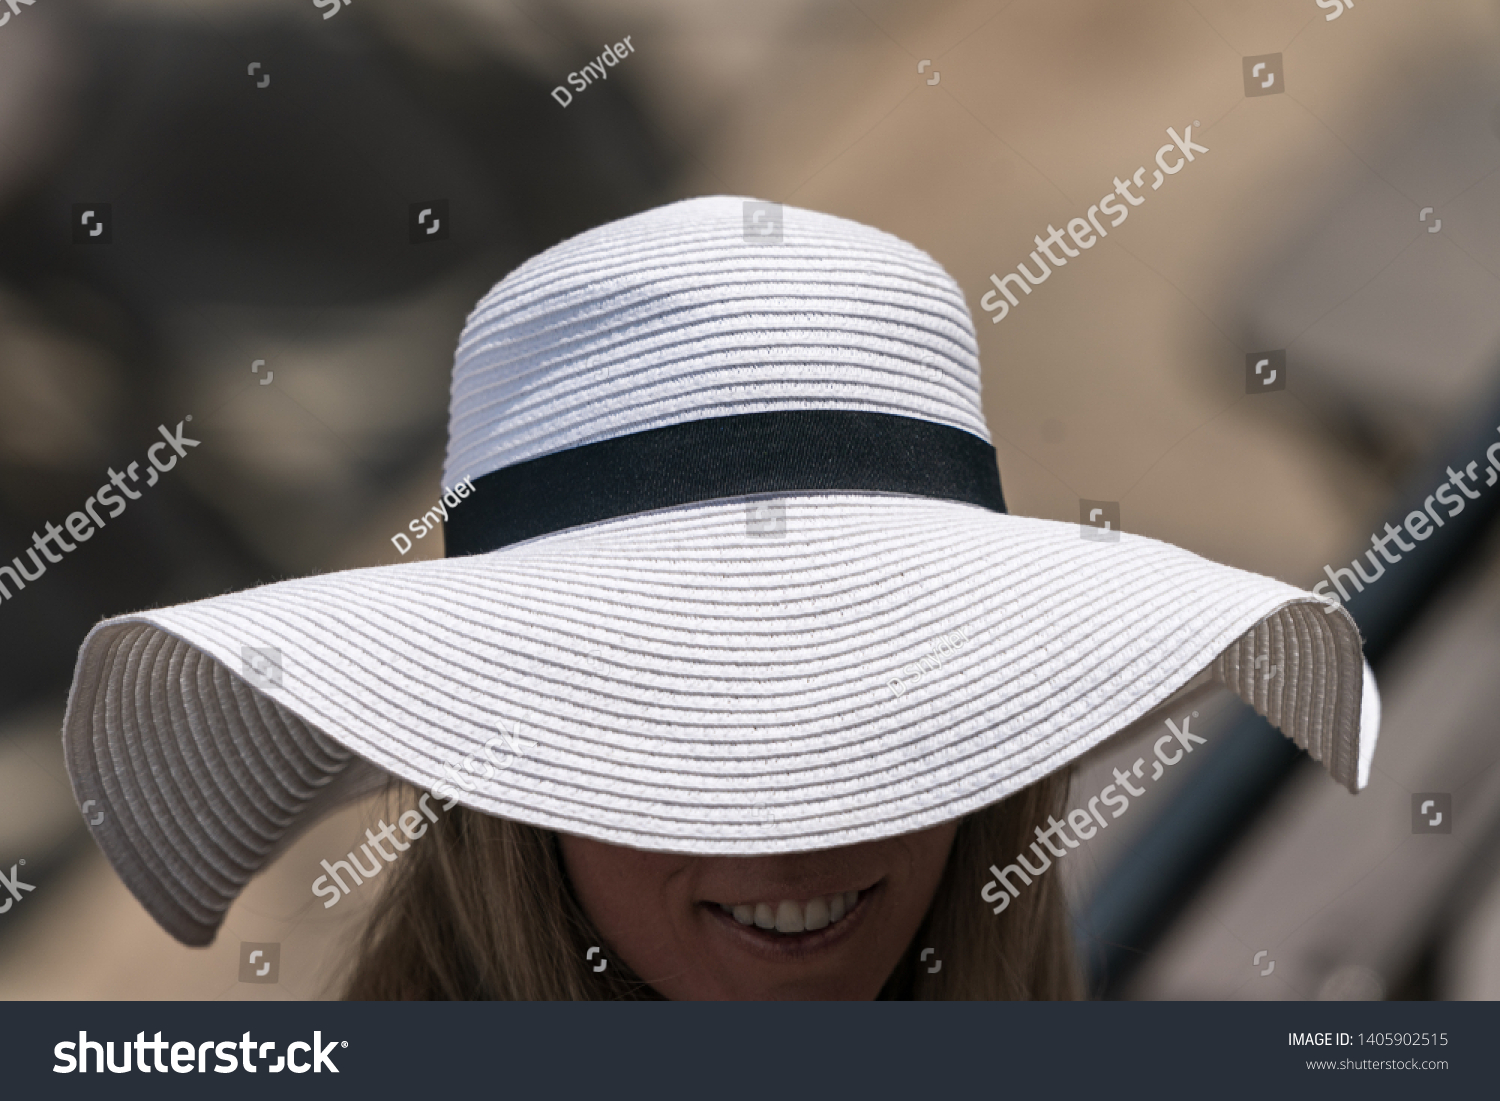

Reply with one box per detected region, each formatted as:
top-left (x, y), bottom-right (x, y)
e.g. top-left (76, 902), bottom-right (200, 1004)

top-left (558, 834), bottom-right (700, 984)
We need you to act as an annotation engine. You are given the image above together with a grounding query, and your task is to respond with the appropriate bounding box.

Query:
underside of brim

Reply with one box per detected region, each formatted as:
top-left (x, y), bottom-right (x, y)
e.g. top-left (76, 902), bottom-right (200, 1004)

top-left (1209, 605), bottom-right (1378, 791)
top-left (61, 498), bottom-right (1378, 946)
top-left (63, 625), bottom-right (388, 946)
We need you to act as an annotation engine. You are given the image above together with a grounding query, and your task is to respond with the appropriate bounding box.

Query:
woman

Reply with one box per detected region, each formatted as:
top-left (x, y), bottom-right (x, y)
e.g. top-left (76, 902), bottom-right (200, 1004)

top-left (341, 771), bottom-right (1076, 1000)
top-left (61, 196), bottom-right (1379, 1000)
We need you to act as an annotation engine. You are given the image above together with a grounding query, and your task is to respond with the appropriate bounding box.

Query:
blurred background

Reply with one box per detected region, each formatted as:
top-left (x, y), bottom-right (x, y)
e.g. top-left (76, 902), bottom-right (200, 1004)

top-left (1, 0), bottom-right (1498, 1000)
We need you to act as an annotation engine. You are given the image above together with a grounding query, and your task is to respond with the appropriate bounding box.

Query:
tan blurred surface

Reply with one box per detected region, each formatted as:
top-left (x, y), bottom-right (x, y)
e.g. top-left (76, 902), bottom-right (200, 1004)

top-left (0, 795), bottom-right (385, 1000)
top-left (3, 0), bottom-right (1499, 999)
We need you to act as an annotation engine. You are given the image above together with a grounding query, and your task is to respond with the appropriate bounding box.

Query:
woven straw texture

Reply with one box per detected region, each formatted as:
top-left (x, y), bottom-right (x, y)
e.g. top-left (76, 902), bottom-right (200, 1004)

top-left (61, 197), bottom-right (1378, 946)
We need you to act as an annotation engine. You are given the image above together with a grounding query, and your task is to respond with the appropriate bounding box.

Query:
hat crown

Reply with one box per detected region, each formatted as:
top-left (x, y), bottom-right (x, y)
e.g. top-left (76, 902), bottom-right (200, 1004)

top-left (443, 196), bottom-right (988, 486)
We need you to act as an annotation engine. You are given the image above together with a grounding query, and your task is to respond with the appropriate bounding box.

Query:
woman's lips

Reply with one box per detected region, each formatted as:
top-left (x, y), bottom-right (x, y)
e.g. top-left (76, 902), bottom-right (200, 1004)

top-left (699, 884), bottom-right (877, 957)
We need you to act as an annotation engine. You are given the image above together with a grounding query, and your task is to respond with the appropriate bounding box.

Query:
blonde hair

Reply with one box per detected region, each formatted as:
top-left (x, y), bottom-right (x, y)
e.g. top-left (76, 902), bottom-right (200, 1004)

top-left (342, 771), bottom-right (1079, 1000)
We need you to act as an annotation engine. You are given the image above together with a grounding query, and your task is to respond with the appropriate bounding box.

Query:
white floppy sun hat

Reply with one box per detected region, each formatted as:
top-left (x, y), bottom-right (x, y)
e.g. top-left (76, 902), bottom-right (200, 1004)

top-left (63, 196), bottom-right (1380, 947)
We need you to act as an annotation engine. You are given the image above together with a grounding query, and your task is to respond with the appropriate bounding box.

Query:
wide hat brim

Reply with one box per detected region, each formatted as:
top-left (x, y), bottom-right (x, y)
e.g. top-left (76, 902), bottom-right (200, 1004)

top-left (63, 492), bottom-right (1379, 946)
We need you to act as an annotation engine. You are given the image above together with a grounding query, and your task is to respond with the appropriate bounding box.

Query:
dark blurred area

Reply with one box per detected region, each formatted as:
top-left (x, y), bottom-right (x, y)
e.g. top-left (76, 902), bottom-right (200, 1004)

top-left (0, 0), bottom-right (674, 953)
top-left (0, 0), bottom-right (672, 716)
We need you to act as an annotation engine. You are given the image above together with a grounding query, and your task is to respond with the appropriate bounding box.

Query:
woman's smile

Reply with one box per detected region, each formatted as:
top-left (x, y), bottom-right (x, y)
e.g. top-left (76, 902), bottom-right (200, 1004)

top-left (712, 885), bottom-right (867, 933)
top-left (558, 831), bottom-right (955, 1000)
top-left (699, 883), bottom-right (877, 963)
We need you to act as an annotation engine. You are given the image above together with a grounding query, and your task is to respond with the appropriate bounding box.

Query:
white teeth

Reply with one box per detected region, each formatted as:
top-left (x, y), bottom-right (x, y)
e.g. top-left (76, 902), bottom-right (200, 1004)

top-left (722, 890), bottom-right (862, 935)
top-left (775, 900), bottom-right (805, 933)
